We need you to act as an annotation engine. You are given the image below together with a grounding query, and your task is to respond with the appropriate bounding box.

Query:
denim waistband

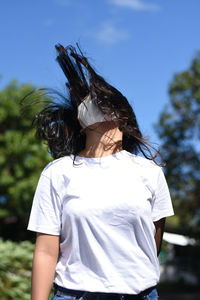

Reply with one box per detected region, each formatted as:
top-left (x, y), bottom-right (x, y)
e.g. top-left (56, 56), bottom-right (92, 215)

top-left (53, 283), bottom-right (157, 299)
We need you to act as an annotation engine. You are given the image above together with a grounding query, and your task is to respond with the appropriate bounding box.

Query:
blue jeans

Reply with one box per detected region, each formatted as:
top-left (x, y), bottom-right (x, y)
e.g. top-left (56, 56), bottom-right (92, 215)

top-left (51, 284), bottom-right (158, 300)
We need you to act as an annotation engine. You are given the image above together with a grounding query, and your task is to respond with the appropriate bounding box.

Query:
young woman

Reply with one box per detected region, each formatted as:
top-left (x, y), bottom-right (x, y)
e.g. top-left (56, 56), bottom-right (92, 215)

top-left (27, 44), bottom-right (174, 300)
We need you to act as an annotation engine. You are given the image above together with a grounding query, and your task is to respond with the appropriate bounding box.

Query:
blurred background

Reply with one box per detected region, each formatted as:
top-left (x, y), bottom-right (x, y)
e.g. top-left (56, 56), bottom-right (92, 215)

top-left (0, 0), bottom-right (200, 299)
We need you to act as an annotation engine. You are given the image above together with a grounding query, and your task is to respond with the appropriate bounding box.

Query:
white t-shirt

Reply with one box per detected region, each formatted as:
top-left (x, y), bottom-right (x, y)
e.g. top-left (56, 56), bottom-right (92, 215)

top-left (27, 150), bottom-right (174, 294)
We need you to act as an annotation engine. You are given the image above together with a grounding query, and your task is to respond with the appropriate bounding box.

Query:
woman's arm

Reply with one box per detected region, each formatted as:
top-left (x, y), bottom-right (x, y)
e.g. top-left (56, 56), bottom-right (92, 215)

top-left (31, 233), bottom-right (60, 300)
top-left (153, 217), bottom-right (166, 256)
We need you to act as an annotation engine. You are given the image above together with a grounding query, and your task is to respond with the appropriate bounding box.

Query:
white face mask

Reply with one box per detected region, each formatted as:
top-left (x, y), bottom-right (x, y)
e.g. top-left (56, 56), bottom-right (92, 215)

top-left (77, 95), bottom-right (117, 129)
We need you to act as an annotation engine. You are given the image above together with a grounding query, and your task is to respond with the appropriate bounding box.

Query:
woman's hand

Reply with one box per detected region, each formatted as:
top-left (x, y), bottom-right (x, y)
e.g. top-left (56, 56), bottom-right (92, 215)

top-left (31, 233), bottom-right (60, 300)
top-left (153, 218), bottom-right (166, 256)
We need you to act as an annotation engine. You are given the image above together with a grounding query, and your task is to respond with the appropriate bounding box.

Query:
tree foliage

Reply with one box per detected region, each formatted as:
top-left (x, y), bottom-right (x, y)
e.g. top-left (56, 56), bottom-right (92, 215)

top-left (155, 52), bottom-right (200, 236)
top-left (0, 238), bottom-right (34, 300)
top-left (0, 80), bottom-right (51, 240)
top-left (0, 238), bottom-right (55, 299)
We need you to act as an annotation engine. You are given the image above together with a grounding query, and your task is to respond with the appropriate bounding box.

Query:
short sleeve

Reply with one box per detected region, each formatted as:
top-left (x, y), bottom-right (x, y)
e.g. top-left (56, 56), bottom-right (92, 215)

top-left (27, 173), bottom-right (62, 235)
top-left (151, 167), bottom-right (174, 222)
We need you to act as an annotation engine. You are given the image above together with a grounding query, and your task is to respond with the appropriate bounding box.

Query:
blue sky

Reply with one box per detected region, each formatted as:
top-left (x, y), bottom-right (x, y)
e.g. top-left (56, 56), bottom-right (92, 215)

top-left (1, 0), bottom-right (200, 145)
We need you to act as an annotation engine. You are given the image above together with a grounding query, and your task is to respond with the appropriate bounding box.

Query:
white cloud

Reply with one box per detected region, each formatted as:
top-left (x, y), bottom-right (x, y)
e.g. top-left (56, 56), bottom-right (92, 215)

top-left (109, 0), bottom-right (160, 11)
top-left (54, 0), bottom-right (71, 6)
top-left (95, 21), bottom-right (130, 44)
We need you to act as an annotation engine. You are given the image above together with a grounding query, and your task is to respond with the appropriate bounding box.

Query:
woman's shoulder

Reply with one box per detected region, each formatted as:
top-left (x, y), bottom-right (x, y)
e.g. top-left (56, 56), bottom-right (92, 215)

top-left (124, 150), bottom-right (161, 168)
top-left (124, 152), bottom-right (163, 191)
top-left (124, 151), bottom-right (162, 181)
top-left (41, 155), bottom-right (74, 178)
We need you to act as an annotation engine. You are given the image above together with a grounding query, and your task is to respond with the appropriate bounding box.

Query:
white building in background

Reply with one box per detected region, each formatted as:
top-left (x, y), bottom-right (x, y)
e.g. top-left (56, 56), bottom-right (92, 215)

top-left (160, 232), bottom-right (199, 285)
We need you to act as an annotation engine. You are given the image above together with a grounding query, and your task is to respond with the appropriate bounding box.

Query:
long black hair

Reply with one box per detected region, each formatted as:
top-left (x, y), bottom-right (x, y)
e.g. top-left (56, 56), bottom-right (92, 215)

top-left (23, 43), bottom-right (161, 164)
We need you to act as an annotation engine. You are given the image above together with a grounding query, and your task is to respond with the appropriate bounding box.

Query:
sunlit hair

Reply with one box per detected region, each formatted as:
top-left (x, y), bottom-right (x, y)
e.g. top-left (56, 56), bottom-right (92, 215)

top-left (22, 43), bottom-right (162, 165)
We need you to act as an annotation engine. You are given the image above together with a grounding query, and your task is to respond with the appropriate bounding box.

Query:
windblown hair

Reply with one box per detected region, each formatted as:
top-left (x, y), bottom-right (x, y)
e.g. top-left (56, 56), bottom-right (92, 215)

top-left (24, 43), bottom-right (162, 164)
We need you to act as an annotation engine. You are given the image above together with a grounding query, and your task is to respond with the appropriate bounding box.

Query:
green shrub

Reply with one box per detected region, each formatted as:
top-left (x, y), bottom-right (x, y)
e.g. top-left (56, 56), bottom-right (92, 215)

top-left (0, 237), bottom-right (171, 299)
top-left (0, 238), bottom-right (34, 300)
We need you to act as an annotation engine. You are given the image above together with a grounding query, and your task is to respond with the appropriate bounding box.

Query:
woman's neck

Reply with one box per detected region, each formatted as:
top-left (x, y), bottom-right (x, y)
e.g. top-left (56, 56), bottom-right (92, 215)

top-left (78, 121), bottom-right (123, 158)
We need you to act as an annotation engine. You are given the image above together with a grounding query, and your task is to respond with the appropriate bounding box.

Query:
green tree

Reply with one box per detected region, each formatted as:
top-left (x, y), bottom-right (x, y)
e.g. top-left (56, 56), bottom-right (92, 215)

top-left (0, 238), bottom-right (34, 300)
top-left (0, 238), bottom-right (55, 300)
top-left (155, 52), bottom-right (200, 237)
top-left (0, 79), bottom-right (51, 240)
